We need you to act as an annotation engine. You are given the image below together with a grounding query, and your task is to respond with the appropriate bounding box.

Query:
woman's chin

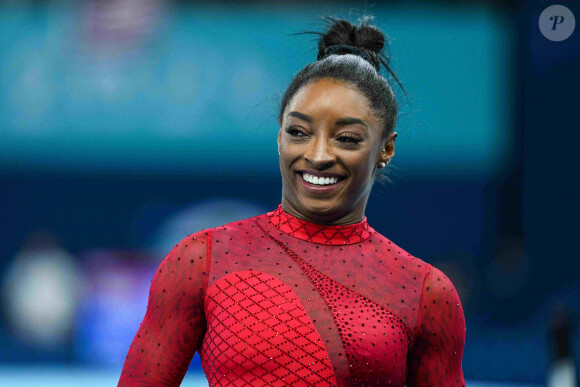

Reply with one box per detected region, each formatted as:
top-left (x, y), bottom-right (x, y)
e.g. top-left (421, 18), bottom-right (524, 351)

top-left (296, 198), bottom-right (345, 220)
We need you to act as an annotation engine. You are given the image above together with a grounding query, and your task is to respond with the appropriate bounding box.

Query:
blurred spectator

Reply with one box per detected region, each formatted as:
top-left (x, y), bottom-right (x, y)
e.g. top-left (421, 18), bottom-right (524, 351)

top-left (547, 304), bottom-right (578, 387)
top-left (1, 231), bottom-right (79, 350)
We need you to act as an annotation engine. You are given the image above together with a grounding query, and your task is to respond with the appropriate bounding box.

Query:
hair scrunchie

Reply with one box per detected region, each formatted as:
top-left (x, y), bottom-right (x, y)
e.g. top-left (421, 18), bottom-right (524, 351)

top-left (319, 44), bottom-right (376, 69)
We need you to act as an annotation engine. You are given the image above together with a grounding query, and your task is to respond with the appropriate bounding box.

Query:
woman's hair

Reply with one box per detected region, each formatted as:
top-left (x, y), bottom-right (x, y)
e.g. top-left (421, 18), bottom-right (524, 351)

top-left (279, 16), bottom-right (405, 139)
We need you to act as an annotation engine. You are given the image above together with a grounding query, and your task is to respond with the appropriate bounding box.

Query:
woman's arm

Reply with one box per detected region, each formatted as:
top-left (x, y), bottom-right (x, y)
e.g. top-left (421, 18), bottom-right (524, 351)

top-left (407, 265), bottom-right (466, 387)
top-left (118, 230), bottom-right (211, 386)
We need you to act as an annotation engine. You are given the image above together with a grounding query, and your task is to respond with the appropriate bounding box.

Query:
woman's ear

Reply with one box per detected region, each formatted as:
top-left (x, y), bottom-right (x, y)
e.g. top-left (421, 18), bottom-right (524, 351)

top-left (378, 132), bottom-right (397, 164)
top-left (385, 132), bottom-right (397, 157)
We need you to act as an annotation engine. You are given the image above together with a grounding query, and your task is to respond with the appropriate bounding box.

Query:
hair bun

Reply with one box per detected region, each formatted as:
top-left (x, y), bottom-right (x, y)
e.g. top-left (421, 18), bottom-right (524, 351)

top-left (317, 16), bottom-right (387, 71)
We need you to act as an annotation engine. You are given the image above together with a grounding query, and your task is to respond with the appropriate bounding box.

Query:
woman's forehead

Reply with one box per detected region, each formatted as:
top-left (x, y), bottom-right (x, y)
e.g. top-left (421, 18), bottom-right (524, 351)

top-left (285, 79), bottom-right (377, 123)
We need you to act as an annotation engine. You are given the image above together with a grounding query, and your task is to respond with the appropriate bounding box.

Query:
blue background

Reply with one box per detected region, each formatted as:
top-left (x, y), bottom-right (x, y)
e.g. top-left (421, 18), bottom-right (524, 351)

top-left (0, 0), bottom-right (578, 385)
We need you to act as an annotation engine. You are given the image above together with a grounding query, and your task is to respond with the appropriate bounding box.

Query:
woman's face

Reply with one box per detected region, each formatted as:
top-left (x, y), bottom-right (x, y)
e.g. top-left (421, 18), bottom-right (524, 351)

top-left (278, 78), bottom-right (396, 224)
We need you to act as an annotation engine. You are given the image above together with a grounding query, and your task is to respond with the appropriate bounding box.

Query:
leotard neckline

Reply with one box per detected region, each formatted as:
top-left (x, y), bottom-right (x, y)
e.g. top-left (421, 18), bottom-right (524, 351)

top-left (266, 204), bottom-right (375, 245)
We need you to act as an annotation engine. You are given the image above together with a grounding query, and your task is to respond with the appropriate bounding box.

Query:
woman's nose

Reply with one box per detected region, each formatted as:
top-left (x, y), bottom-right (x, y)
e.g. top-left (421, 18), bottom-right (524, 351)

top-left (304, 137), bottom-right (335, 169)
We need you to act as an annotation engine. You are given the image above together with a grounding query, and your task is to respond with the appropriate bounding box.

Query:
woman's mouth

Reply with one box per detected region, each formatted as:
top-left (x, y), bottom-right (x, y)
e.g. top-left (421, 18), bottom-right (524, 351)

top-left (297, 171), bottom-right (346, 193)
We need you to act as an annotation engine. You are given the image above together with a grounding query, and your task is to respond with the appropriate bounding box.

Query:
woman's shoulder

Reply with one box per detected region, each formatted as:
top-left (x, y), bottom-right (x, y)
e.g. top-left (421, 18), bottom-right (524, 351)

top-left (370, 231), bottom-right (433, 276)
top-left (171, 212), bottom-right (268, 249)
top-left (371, 232), bottom-right (460, 297)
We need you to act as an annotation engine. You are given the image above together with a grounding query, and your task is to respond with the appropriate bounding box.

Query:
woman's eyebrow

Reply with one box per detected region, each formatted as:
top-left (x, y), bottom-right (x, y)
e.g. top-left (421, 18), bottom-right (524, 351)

top-left (287, 111), bottom-right (313, 122)
top-left (335, 117), bottom-right (368, 129)
top-left (288, 112), bottom-right (368, 130)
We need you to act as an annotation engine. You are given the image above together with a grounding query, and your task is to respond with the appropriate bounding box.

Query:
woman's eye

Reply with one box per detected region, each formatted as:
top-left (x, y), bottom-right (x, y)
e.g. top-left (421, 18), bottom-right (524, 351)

top-left (286, 127), bottom-right (306, 137)
top-left (337, 135), bottom-right (362, 144)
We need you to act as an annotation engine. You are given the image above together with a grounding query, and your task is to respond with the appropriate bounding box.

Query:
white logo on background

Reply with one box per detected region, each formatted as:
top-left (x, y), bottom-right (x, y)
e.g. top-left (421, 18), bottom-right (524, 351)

top-left (539, 5), bottom-right (575, 41)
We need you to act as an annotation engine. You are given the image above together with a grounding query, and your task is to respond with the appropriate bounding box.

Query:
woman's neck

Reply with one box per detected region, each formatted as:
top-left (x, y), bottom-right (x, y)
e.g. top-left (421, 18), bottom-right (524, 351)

top-left (280, 197), bottom-right (367, 226)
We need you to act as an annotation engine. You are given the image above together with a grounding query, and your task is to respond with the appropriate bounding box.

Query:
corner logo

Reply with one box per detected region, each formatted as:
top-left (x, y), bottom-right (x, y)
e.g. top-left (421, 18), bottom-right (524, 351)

top-left (539, 5), bottom-right (575, 41)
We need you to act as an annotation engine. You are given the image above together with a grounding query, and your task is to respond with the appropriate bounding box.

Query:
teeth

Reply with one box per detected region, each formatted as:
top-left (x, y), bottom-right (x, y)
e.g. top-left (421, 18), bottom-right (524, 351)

top-left (302, 173), bottom-right (339, 186)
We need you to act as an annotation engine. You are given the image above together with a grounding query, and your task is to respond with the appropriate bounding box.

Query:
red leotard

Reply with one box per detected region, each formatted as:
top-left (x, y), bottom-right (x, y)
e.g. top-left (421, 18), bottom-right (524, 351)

top-left (118, 205), bottom-right (466, 386)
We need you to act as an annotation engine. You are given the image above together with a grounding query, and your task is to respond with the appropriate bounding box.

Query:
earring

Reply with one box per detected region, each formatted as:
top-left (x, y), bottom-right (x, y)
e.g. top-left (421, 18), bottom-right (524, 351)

top-left (378, 148), bottom-right (385, 169)
top-left (378, 157), bottom-right (392, 169)
top-left (277, 148), bottom-right (280, 155)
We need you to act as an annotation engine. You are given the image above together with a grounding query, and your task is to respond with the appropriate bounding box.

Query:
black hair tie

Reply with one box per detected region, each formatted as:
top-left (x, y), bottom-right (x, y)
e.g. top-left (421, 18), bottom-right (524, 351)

top-left (321, 44), bottom-right (375, 67)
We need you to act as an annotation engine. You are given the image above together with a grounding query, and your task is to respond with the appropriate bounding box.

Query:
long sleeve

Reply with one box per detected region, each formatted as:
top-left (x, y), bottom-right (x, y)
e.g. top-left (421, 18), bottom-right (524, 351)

top-left (406, 265), bottom-right (466, 387)
top-left (118, 230), bottom-right (211, 386)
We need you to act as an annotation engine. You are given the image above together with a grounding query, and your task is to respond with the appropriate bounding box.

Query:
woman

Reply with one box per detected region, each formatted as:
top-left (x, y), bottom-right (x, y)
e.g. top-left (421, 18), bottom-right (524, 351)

top-left (119, 17), bottom-right (466, 387)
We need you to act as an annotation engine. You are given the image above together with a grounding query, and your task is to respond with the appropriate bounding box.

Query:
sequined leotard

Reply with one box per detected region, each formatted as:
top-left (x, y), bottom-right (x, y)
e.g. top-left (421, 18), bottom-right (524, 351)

top-left (118, 205), bottom-right (466, 386)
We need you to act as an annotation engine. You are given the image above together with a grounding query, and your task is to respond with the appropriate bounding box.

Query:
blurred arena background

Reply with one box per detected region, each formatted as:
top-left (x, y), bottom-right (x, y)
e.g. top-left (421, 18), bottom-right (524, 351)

top-left (1, 0), bottom-right (579, 386)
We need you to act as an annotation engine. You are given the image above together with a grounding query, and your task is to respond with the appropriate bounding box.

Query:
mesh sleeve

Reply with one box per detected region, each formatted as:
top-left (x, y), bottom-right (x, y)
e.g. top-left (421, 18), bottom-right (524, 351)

top-left (118, 230), bottom-right (211, 386)
top-left (406, 265), bottom-right (466, 387)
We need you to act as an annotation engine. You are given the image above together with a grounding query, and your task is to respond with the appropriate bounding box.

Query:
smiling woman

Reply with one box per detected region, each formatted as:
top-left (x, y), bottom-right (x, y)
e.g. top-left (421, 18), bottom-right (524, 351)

top-left (118, 16), bottom-right (466, 387)
top-left (278, 78), bottom-right (395, 225)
